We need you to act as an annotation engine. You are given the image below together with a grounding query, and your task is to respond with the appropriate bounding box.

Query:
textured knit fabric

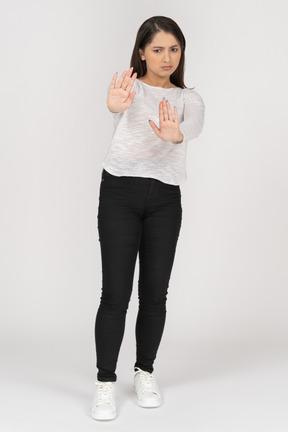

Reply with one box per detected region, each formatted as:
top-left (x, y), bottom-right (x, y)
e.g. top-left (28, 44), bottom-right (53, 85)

top-left (102, 78), bottom-right (205, 185)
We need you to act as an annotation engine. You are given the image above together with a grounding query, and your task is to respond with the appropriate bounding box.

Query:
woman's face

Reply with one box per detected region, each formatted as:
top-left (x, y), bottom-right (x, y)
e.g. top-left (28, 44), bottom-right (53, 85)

top-left (139, 31), bottom-right (182, 78)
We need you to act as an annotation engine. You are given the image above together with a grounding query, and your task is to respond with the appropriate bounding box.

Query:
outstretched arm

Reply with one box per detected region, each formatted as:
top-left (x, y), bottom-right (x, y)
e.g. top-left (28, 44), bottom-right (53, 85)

top-left (177, 92), bottom-right (205, 143)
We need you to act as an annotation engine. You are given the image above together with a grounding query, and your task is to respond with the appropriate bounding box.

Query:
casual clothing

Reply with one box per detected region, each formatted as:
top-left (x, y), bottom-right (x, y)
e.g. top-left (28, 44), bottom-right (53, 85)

top-left (102, 78), bottom-right (205, 185)
top-left (94, 78), bottom-right (205, 382)
top-left (95, 169), bottom-right (182, 382)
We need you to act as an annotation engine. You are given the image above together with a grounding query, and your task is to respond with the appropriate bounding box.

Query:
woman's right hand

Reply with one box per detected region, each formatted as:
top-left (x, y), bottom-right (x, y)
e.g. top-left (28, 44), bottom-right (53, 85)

top-left (107, 67), bottom-right (137, 113)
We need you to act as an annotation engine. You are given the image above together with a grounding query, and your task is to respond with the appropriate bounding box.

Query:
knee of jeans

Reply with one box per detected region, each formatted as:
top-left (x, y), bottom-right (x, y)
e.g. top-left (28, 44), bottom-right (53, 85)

top-left (99, 299), bottom-right (130, 316)
top-left (138, 299), bottom-right (167, 316)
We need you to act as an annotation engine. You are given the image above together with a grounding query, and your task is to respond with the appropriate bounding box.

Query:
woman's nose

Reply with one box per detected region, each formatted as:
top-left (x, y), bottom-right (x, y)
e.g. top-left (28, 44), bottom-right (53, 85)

top-left (163, 51), bottom-right (171, 61)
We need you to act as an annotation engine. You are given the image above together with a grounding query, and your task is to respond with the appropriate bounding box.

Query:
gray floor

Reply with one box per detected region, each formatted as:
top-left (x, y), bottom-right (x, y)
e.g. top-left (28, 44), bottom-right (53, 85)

top-left (1, 338), bottom-right (287, 432)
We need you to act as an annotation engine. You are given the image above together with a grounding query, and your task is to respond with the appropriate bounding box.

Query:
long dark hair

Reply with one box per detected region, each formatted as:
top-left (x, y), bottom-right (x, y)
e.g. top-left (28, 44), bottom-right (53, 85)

top-left (130, 16), bottom-right (194, 89)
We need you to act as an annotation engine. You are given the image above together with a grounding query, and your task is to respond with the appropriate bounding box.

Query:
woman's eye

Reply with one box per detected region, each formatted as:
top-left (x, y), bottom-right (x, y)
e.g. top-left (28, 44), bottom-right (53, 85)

top-left (153, 48), bottom-right (179, 53)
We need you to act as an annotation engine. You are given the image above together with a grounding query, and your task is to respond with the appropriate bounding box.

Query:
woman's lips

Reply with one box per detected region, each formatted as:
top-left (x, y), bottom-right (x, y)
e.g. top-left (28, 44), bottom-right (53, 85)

top-left (162, 66), bottom-right (172, 70)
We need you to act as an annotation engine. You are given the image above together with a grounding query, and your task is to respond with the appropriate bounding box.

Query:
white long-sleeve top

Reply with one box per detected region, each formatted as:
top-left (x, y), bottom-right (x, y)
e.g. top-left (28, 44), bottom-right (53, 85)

top-left (102, 78), bottom-right (205, 185)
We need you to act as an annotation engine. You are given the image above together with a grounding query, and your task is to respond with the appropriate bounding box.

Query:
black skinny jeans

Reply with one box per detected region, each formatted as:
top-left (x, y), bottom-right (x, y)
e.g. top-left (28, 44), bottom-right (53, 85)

top-left (95, 169), bottom-right (182, 382)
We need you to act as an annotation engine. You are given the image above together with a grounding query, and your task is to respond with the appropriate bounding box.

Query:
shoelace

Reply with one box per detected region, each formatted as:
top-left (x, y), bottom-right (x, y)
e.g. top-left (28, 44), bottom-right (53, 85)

top-left (133, 367), bottom-right (160, 396)
top-left (94, 382), bottom-right (114, 407)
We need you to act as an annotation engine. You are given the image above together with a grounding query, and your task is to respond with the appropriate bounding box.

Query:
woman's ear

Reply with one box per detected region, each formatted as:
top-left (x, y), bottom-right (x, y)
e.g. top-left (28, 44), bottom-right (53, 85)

top-left (139, 49), bottom-right (145, 61)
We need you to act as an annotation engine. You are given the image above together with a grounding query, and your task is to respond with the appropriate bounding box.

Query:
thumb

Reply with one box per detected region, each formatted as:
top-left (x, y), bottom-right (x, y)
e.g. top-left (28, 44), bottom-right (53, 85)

top-left (148, 120), bottom-right (161, 137)
top-left (128, 91), bottom-right (136, 101)
top-left (124, 91), bottom-right (136, 109)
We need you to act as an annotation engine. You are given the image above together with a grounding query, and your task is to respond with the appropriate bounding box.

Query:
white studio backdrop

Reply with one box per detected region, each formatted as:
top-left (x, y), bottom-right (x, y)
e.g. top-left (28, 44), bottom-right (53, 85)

top-left (0, 0), bottom-right (288, 430)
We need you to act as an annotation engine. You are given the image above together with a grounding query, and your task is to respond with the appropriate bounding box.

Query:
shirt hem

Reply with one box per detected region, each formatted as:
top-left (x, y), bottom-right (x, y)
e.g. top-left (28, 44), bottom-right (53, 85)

top-left (102, 162), bottom-right (186, 186)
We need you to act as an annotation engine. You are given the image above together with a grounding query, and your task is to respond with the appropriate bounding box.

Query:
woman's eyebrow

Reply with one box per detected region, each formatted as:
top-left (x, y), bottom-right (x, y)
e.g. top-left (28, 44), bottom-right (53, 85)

top-left (152, 44), bottom-right (180, 48)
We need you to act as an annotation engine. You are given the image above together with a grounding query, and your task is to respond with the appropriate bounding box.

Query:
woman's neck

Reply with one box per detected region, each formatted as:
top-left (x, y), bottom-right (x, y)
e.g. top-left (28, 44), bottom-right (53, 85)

top-left (138, 74), bottom-right (177, 89)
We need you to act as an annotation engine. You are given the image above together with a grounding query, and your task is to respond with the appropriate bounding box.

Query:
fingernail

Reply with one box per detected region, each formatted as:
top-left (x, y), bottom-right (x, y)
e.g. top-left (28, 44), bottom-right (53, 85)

top-left (163, 97), bottom-right (165, 100)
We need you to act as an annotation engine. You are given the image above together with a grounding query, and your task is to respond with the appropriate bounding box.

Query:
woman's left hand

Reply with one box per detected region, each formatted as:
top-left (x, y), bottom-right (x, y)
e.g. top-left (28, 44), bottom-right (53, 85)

top-left (149, 99), bottom-right (183, 144)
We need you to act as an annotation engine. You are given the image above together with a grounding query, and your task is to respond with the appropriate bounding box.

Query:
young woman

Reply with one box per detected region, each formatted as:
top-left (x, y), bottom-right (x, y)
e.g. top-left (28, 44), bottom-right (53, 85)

top-left (91, 15), bottom-right (205, 421)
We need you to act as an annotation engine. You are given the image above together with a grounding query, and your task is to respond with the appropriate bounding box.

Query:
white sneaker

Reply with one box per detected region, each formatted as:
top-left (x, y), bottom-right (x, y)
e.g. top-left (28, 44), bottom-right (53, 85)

top-left (133, 367), bottom-right (162, 407)
top-left (91, 380), bottom-right (116, 420)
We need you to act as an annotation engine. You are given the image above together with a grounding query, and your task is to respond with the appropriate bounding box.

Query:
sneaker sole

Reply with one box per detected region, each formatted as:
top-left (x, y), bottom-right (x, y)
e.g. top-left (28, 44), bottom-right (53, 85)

top-left (91, 411), bottom-right (116, 421)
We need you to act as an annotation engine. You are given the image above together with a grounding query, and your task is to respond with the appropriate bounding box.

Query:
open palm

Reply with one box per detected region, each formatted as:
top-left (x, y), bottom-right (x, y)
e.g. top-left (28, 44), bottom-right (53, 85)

top-left (107, 67), bottom-right (137, 113)
top-left (149, 99), bottom-right (183, 143)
